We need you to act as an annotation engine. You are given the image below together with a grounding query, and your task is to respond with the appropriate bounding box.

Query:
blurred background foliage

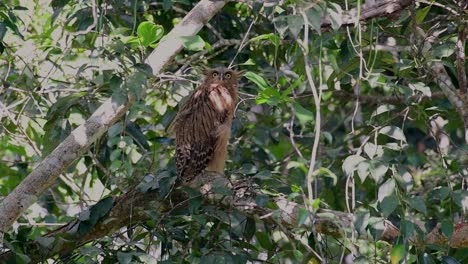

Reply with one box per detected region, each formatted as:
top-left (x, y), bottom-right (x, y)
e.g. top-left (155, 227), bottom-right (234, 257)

top-left (0, 0), bottom-right (467, 263)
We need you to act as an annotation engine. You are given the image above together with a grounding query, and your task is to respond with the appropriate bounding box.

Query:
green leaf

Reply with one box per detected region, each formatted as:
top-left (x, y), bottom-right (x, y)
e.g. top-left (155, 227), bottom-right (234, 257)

top-left (342, 155), bottom-right (366, 177)
top-left (110, 149), bottom-right (122, 161)
top-left (409, 82), bottom-right (431, 97)
top-left (0, 23), bottom-right (6, 41)
top-left (357, 161), bottom-right (370, 182)
top-left (13, 6), bottom-right (28, 11)
top-left (0, 10), bottom-right (23, 38)
top-left (429, 186), bottom-right (450, 200)
top-left (239, 58), bottom-right (256, 66)
top-left (379, 194), bottom-right (399, 217)
top-left (200, 253), bottom-right (235, 264)
top-left (380, 126), bottom-right (407, 142)
top-left (326, 3), bottom-right (343, 30)
top-left (287, 161), bottom-right (308, 173)
top-left (368, 217), bottom-right (386, 241)
top-left (255, 231), bottom-right (273, 250)
top-left (369, 161), bottom-right (388, 183)
top-left (126, 71), bottom-right (147, 100)
top-left (408, 196), bottom-right (427, 214)
top-left (52, 0), bottom-right (71, 9)
top-left (297, 207), bottom-right (310, 226)
top-left (46, 92), bottom-right (87, 121)
top-left (400, 220), bottom-right (415, 239)
top-left (293, 102), bottom-right (314, 126)
top-left (433, 43), bottom-right (456, 58)
top-left (108, 122), bottom-right (123, 137)
top-left (188, 195), bottom-right (202, 213)
top-left (378, 179), bottom-right (396, 202)
top-left (390, 244), bottom-right (405, 264)
top-left (253, 170), bottom-right (272, 180)
top-left (441, 219), bottom-right (453, 239)
top-left (256, 86), bottom-right (283, 106)
top-left (125, 122), bottom-right (150, 149)
top-left (293, 250), bottom-right (304, 262)
top-left (372, 104), bottom-right (395, 117)
top-left (243, 217), bottom-right (255, 241)
top-left (42, 119), bottom-right (71, 156)
top-left (117, 252), bottom-right (134, 264)
top-left (163, 0), bottom-right (172, 11)
top-left (249, 33), bottom-right (280, 46)
top-left (419, 253), bottom-right (436, 264)
top-left (35, 236), bottom-right (55, 248)
top-left (287, 15), bottom-right (303, 37)
top-left (244, 71), bottom-right (270, 90)
top-left (415, 6), bottom-right (431, 24)
top-left (354, 209), bottom-right (370, 234)
top-left (364, 142), bottom-right (384, 159)
top-left (78, 197), bottom-right (114, 235)
top-left (305, 6), bottom-right (323, 32)
top-left (139, 24), bottom-right (162, 46)
top-left (237, 163), bottom-right (258, 174)
top-left (317, 167), bottom-right (337, 185)
top-left (441, 256), bottom-right (461, 264)
top-left (281, 76), bottom-right (304, 98)
top-left (180, 35), bottom-right (205, 51)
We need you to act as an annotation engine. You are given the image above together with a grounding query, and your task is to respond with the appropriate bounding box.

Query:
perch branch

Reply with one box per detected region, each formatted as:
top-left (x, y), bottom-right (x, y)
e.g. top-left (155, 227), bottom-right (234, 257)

top-left (328, 90), bottom-right (447, 105)
top-left (314, 0), bottom-right (413, 30)
top-left (455, 23), bottom-right (466, 94)
top-left (1, 173), bottom-right (467, 262)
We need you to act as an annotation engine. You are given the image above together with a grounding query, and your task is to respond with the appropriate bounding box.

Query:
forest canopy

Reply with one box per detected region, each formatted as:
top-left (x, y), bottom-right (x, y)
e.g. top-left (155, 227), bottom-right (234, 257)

top-left (0, 0), bottom-right (467, 263)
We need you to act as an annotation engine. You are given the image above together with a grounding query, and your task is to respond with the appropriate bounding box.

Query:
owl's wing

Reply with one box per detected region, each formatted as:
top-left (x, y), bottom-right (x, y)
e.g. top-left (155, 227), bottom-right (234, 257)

top-left (173, 92), bottom-right (227, 182)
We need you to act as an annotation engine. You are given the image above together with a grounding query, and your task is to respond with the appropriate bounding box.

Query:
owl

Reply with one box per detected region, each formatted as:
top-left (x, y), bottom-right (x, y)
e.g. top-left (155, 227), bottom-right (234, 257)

top-left (171, 67), bottom-right (243, 185)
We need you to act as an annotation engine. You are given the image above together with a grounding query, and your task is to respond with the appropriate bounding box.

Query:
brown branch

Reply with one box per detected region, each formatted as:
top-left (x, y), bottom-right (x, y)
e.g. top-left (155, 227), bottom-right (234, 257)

top-left (456, 23), bottom-right (466, 93)
top-left (178, 0), bottom-right (414, 69)
top-left (431, 62), bottom-right (468, 145)
top-left (1, 173), bottom-right (467, 262)
top-left (0, 0), bottom-right (229, 243)
top-left (321, 0), bottom-right (412, 30)
top-left (321, 90), bottom-right (446, 104)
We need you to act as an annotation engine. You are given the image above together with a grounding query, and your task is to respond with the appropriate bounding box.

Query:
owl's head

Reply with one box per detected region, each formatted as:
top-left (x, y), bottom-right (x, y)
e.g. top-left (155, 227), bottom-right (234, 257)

top-left (202, 67), bottom-right (244, 86)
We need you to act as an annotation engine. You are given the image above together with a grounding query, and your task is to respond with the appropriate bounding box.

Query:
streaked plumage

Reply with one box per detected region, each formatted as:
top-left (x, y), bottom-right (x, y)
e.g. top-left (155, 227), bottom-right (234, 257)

top-left (172, 67), bottom-right (242, 184)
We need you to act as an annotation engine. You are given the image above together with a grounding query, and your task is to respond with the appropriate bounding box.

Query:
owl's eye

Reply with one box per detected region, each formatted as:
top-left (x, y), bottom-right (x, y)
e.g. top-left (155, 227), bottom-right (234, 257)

top-left (225, 73), bottom-right (232, 79)
top-left (212, 72), bottom-right (219, 77)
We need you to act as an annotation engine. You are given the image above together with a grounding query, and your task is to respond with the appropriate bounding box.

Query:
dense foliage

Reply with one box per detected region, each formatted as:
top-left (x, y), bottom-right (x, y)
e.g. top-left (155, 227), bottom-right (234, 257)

top-left (0, 0), bottom-right (467, 263)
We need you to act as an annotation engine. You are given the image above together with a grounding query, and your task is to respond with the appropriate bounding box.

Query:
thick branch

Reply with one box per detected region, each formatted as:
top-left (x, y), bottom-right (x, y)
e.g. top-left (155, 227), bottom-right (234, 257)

top-left (0, 0), bottom-right (228, 242)
top-left (330, 90), bottom-right (447, 105)
top-left (1, 173), bottom-right (467, 262)
top-left (431, 62), bottom-right (468, 145)
top-left (456, 24), bottom-right (466, 93)
top-left (322, 0), bottom-right (412, 29)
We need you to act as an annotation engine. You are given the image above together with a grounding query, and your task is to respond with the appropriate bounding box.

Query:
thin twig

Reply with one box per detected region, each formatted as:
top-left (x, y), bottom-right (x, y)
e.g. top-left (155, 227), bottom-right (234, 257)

top-left (229, 17), bottom-right (257, 68)
top-left (299, 11), bottom-right (321, 204)
top-left (455, 24), bottom-right (466, 93)
top-left (71, 0), bottom-right (98, 36)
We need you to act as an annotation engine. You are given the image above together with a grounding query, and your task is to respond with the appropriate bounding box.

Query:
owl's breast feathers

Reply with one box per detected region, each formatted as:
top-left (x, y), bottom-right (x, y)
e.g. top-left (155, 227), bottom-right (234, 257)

top-left (174, 83), bottom-right (237, 183)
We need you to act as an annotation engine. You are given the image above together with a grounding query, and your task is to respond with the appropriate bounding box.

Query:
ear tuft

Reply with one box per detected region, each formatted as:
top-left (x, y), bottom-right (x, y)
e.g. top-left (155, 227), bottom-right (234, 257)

top-left (235, 69), bottom-right (246, 77)
top-left (201, 66), bottom-right (212, 76)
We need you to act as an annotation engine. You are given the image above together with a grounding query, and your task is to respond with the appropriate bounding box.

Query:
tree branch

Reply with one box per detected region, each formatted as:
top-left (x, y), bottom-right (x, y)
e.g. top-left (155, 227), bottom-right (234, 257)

top-left (431, 62), bottom-right (468, 145)
top-left (1, 173), bottom-right (467, 262)
top-left (321, 0), bottom-right (412, 30)
top-left (455, 22), bottom-right (466, 94)
top-left (329, 90), bottom-right (447, 105)
top-left (0, 0), bottom-right (228, 243)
